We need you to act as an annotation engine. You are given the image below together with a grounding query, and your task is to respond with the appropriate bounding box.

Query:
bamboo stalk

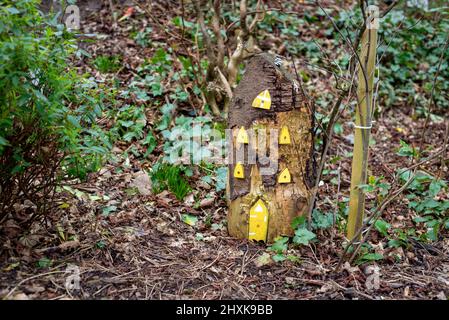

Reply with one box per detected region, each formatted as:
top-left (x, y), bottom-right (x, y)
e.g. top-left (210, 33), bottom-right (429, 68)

top-left (346, 12), bottom-right (379, 241)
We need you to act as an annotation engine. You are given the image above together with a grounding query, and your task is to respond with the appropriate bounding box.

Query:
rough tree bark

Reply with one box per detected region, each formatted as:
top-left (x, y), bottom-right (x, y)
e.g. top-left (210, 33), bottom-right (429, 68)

top-left (227, 53), bottom-right (314, 243)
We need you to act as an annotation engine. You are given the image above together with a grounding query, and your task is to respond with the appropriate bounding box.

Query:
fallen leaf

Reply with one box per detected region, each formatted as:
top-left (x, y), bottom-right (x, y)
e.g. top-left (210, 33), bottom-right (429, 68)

top-left (58, 240), bottom-right (80, 251)
top-left (118, 7), bottom-right (134, 22)
top-left (181, 214), bottom-right (198, 227)
top-left (129, 171), bottom-right (152, 196)
top-left (199, 197), bottom-right (215, 208)
top-left (436, 291), bottom-right (447, 300)
top-left (254, 252), bottom-right (272, 267)
top-left (184, 193), bottom-right (195, 207)
top-left (10, 293), bottom-right (29, 300)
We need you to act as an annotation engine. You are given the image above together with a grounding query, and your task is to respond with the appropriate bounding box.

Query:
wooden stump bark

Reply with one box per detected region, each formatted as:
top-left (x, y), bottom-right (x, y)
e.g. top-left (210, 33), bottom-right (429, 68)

top-left (227, 53), bottom-right (315, 243)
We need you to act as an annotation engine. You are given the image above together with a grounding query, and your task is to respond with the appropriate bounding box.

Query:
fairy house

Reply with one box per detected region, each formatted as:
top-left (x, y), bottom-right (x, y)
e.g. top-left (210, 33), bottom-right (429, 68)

top-left (227, 53), bottom-right (314, 243)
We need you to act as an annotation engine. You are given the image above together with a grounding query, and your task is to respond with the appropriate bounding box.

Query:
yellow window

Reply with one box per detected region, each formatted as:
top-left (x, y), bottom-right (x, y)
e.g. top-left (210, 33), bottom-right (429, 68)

top-left (251, 90), bottom-right (271, 110)
top-left (279, 126), bottom-right (291, 144)
top-left (233, 163), bottom-right (245, 179)
top-left (278, 168), bottom-right (291, 183)
top-left (236, 126), bottom-right (249, 144)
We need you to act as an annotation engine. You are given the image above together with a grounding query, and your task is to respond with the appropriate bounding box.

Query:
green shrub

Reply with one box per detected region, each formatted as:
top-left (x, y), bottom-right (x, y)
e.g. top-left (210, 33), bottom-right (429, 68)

top-left (0, 0), bottom-right (111, 225)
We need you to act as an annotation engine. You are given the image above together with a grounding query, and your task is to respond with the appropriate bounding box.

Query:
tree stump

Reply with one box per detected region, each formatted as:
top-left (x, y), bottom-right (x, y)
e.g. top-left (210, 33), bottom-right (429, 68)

top-left (227, 53), bottom-right (314, 243)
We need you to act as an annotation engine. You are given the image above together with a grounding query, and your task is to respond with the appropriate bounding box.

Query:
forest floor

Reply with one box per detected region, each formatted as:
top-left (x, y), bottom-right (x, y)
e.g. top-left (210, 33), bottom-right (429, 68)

top-left (1, 0), bottom-right (448, 300)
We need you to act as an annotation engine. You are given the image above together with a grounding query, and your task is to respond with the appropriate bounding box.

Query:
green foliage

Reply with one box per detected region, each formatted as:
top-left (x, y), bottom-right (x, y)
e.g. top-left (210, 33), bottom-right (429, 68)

top-left (268, 236), bottom-right (289, 262)
top-left (265, 215), bottom-right (317, 259)
top-left (112, 105), bottom-right (145, 139)
top-left (387, 228), bottom-right (416, 249)
top-left (214, 167), bottom-right (228, 192)
top-left (351, 242), bottom-right (384, 265)
top-left (374, 219), bottom-right (391, 237)
top-left (160, 115), bottom-right (217, 165)
top-left (106, 102), bottom-right (157, 159)
top-left (172, 16), bottom-right (198, 41)
top-left (134, 27), bottom-right (153, 47)
top-left (378, 9), bottom-right (449, 113)
top-left (358, 175), bottom-right (391, 205)
top-left (93, 55), bottom-right (121, 73)
top-left (356, 253), bottom-right (383, 265)
top-left (150, 162), bottom-right (191, 200)
top-left (269, 236), bottom-right (289, 253)
top-left (102, 205), bottom-right (117, 217)
top-left (0, 0), bottom-right (111, 222)
top-left (393, 168), bottom-right (448, 244)
top-left (37, 257), bottom-right (53, 268)
top-left (407, 177), bottom-right (449, 242)
top-left (311, 209), bottom-right (334, 230)
top-left (290, 215), bottom-right (317, 246)
top-left (397, 140), bottom-right (419, 158)
top-left (291, 215), bottom-right (307, 230)
top-left (123, 48), bottom-right (172, 103)
top-left (293, 228), bottom-right (316, 246)
top-left (296, 6), bottom-right (448, 114)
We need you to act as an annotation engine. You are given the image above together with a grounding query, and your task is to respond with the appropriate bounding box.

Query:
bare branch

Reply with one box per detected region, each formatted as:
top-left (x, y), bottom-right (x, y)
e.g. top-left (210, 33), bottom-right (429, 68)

top-left (212, 0), bottom-right (225, 71)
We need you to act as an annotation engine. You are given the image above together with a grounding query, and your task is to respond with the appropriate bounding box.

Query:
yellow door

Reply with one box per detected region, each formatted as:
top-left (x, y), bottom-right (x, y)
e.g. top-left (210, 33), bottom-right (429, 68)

top-left (248, 199), bottom-right (269, 242)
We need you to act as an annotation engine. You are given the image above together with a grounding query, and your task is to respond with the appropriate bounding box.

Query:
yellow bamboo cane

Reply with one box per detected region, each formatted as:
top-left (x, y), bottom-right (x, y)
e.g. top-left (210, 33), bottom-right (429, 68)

top-left (347, 8), bottom-right (379, 241)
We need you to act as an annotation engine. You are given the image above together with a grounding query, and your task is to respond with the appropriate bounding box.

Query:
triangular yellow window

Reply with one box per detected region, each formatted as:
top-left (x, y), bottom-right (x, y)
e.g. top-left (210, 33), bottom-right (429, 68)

top-left (279, 126), bottom-right (291, 144)
top-left (236, 126), bottom-right (249, 144)
top-left (233, 163), bottom-right (245, 179)
top-left (278, 168), bottom-right (291, 183)
top-left (251, 90), bottom-right (271, 110)
top-left (248, 199), bottom-right (269, 242)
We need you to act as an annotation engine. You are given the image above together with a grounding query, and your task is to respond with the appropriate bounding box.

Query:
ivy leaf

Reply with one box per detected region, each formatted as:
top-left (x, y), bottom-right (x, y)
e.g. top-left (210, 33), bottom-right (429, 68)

top-left (182, 214), bottom-right (198, 227)
top-left (214, 167), bottom-right (228, 192)
top-left (195, 233), bottom-right (204, 241)
top-left (293, 228), bottom-right (316, 245)
top-left (268, 236), bottom-right (288, 254)
top-left (311, 210), bottom-right (333, 230)
top-left (291, 215), bottom-right (306, 229)
top-left (102, 205), bottom-right (117, 216)
top-left (272, 254), bottom-right (286, 263)
top-left (286, 255), bottom-right (301, 264)
top-left (7, 7), bottom-right (20, 14)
